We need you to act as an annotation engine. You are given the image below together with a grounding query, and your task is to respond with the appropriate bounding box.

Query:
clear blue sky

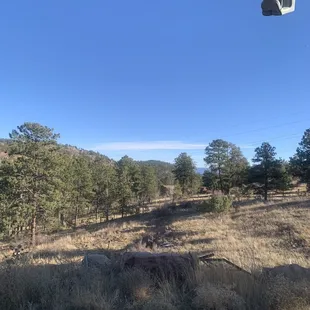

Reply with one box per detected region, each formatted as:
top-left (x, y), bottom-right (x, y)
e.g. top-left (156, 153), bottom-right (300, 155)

top-left (1, 1), bottom-right (309, 167)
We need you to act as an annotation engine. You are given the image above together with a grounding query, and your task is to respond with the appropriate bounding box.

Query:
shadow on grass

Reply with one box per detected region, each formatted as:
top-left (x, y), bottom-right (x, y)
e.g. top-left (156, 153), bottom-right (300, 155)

top-left (121, 226), bottom-right (147, 233)
top-left (230, 198), bottom-right (310, 220)
top-left (1, 248), bottom-right (310, 310)
top-left (187, 238), bottom-right (216, 246)
top-left (32, 248), bottom-right (123, 260)
top-left (250, 198), bottom-right (310, 213)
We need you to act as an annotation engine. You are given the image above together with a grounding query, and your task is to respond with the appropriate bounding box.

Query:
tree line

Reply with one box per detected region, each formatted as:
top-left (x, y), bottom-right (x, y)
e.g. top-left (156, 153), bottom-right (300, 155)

top-left (171, 133), bottom-right (310, 201)
top-left (202, 134), bottom-right (310, 200)
top-left (0, 122), bottom-right (310, 244)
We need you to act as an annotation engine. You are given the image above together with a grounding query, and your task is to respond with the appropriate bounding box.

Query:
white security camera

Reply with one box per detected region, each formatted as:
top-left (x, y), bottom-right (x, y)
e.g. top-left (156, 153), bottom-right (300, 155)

top-left (261, 0), bottom-right (295, 16)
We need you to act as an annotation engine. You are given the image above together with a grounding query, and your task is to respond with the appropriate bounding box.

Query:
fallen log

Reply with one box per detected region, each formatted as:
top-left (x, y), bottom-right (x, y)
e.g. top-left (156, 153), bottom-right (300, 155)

top-left (199, 253), bottom-right (215, 261)
top-left (200, 257), bottom-right (252, 276)
top-left (121, 252), bottom-right (197, 280)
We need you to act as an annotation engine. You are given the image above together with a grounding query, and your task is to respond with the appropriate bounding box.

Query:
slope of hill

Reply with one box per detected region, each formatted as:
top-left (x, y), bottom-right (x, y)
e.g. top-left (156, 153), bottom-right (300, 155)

top-left (138, 160), bottom-right (175, 185)
top-left (0, 139), bottom-right (112, 162)
top-left (1, 197), bottom-right (309, 309)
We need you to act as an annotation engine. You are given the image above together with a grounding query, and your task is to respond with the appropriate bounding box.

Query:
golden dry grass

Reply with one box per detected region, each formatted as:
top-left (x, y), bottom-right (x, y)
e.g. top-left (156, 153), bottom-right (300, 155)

top-left (0, 197), bottom-right (310, 309)
top-left (1, 197), bottom-right (310, 270)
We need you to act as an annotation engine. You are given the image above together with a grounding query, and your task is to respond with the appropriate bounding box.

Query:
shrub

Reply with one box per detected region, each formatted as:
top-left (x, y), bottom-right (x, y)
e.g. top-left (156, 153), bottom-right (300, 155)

top-left (197, 195), bottom-right (232, 213)
top-left (230, 187), bottom-right (242, 201)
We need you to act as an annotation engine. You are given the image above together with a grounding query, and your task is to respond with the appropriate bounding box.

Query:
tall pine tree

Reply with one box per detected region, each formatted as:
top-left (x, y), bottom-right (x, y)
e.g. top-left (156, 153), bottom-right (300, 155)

top-left (173, 153), bottom-right (196, 196)
top-left (290, 129), bottom-right (310, 191)
top-left (251, 142), bottom-right (278, 201)
top-left (5, 123), bottom-right (60, 245)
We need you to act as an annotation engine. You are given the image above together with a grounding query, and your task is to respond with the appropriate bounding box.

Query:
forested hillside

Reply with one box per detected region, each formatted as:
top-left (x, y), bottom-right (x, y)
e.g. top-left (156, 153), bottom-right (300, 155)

top-left (1, 122), bottom-right (310, 246)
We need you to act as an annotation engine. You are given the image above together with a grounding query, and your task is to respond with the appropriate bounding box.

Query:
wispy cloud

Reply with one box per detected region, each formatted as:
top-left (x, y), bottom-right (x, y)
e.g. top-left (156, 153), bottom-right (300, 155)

top-left (93, 141), bottom-right (205, 151)
top-left (93, 141), bottom-right (255, 151)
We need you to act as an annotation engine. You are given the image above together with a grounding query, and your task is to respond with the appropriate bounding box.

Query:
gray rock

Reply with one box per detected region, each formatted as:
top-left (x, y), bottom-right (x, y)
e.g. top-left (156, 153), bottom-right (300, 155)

top-left (82, 253), bottom-right (111, 268)
top-left (263, 264), bottom-right (310, 281)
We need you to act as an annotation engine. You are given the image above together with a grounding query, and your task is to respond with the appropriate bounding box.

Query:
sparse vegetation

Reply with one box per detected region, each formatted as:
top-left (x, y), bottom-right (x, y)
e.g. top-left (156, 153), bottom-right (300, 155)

top-left (197, 195), bottom-right (233, 213)
top-left (0, 198), bottom-right (310, 309)
top-left (1, 123), bottom-right (310, 309)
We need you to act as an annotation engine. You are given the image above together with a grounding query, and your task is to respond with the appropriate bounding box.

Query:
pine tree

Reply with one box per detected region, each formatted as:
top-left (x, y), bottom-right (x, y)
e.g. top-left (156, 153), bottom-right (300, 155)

top-left (290, 129), bottom-right (310, 191)
top-left (129, 163), bottom-right (143, 204)
top-left (173, 153), bottom-right (196, 196)
top-left (204, 139), bottom-right (248, 194)
top-left (251, 142), bottom-right (278, 201)
top-left (117, 156), bottom-right (134, 217)
top-left (202, 170), bottom-right (219, 193)
top-left (5, 122), bottom-right (60, 245)
top-left (191, 173), bottom-right (202, 195)
top-left (69, 156), bottom-right (93, 227)
top-left (140, 166), bottom-right (158, 205)
top-left (53, 153), bottom-right (76, 228)
top-left (91, 157), bottom-right (117, 221)
top-left (274, 160), bottom-right (293, 196)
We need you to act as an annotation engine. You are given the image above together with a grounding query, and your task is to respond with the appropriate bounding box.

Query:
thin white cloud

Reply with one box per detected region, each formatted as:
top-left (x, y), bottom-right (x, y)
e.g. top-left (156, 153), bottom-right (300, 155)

top-left (93, 141), bottom-right (205, 151)
top-left (93, 141), bottom-right (255, 151)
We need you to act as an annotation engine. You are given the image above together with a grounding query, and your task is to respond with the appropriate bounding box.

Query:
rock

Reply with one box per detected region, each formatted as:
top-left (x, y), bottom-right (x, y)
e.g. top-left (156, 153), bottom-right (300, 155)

top-left (82, 253), bottom-right (111, 268)
top-left (263, 264), bottom-right (310, 281)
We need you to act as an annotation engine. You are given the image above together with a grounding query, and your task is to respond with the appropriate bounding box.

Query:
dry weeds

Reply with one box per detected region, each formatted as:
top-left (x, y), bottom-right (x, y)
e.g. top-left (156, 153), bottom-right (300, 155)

top-left (0, 197), bottom-right (310, 309)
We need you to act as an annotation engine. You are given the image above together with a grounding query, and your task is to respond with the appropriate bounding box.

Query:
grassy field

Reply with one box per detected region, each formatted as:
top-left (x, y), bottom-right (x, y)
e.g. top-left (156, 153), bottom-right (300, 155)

top-left (0, 197), bottom-right (310, 309)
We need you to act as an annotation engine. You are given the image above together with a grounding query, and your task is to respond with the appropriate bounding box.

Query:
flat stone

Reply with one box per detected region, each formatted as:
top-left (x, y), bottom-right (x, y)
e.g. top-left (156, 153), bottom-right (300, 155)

top-left (82, 253), bottom-right (111, 268)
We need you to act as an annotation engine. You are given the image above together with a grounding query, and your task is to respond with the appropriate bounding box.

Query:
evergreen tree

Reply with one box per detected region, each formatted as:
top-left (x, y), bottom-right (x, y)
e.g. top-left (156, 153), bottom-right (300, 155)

top-left (5, 122), bottom-right (60, 245)
top-left (129, 162), bottom-right (143, 204)
top-left (191, 173), bottom-right (203, 195)
top-left (202, 170), bottom-right (219, 193)
top-left (92, 157), bottom-right (117, 221)
top-left (290, 129), bottom-right (310, 191)
top-left (69, 156), bottom-right (93, 227)
top-left (139, 165), bottom-right (158, 204)
top-left (274, 160), bottom-right (293, 196)
top-left (204, 139), bottom-right (248, 194)
top-left (251, 142), bottom-right (278, 201)
top-left (117, 156), bottom-right (134, 217)
top-left (173, 153), bottom-right (196, 196)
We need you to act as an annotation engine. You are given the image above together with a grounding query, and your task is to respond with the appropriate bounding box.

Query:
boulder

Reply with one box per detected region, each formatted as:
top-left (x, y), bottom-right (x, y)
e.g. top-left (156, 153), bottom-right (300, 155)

top-left (82, 253), bottom-right (111, 268)
top-left (263, 264), bottom-right (310, 281)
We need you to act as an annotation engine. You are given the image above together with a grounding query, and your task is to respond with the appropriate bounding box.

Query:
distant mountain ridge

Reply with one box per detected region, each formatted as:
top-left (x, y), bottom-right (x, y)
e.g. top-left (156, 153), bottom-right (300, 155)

top-left (137, 160), bottom-right (174, 185)
top-left (0, 138), bottom-right (111, 161)
top-left (196, 168), bottom-right (206, 175)
top-left (1, 138), bottom-right (205, 176)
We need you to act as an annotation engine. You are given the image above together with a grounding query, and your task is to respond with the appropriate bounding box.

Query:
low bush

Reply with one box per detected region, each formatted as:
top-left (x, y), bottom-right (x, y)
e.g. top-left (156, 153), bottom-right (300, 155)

top-left (197, 195), bottom-right (232, 213)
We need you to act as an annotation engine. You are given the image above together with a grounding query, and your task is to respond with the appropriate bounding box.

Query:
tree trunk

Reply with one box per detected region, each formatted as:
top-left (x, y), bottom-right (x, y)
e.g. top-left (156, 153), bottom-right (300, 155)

top-left (60, 213), bottom-right (65, 226)
top-left (74, 206), bottom-right (78, 228)
top-left (31, 213), bottom-right (37, 246)
top-left (264, 167), bottom-right (268, 201)
top-left (95, 201), bottom-right (99, 221)
top-left (121, 205), bottom-right (124, 218)
top-left (105, 188), bottom-right (109, 222)
top-left (105, 204), bottom-right (109, 222)
top-left (218, 167), bottom-right (224, 194)
top-left (181, 182), bottom-right (185, 196)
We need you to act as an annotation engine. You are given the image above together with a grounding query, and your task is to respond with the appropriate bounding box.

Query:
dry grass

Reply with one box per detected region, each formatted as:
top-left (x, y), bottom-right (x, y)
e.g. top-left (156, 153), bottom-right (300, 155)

top-left (0, 197), bottom-right (310, 309)
top-left (170, 198), bottom-right (310, 270)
